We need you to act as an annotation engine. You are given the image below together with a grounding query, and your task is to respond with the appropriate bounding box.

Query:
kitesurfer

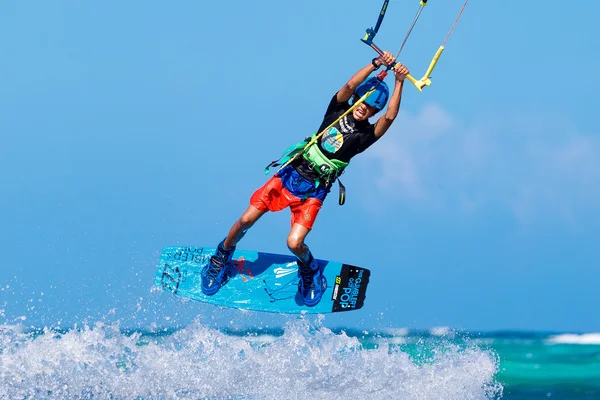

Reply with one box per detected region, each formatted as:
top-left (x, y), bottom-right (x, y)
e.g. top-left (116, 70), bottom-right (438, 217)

top-left (202, 51), bottom-right (409, 306)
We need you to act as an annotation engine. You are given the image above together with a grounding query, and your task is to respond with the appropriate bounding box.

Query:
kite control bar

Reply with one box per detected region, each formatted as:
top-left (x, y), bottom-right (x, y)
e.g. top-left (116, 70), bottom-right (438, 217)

top-left (361, 0), bottom-right (389, 46)
top-left (365, 41), bottom-right (424, 90)
top-left (360, 0), bottom-right (470, 93)
top-left (361, 0), bottom-right (429, 91)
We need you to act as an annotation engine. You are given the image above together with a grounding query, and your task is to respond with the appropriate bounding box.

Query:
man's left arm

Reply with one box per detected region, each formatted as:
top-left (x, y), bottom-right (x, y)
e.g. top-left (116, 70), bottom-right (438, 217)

top-left (374, 63), bottom-right (409, 139)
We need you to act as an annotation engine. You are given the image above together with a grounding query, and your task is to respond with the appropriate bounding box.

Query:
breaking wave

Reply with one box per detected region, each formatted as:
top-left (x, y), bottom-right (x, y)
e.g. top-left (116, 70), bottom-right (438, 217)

top-left (0, 318), bottom-right (501, 399)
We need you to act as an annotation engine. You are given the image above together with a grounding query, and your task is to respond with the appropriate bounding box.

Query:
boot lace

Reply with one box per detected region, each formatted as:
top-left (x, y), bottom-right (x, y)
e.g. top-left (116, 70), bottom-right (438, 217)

top-left (205, 252), bottom-right (229, 280)
top-left (298, 262), bottom-right (316, 289)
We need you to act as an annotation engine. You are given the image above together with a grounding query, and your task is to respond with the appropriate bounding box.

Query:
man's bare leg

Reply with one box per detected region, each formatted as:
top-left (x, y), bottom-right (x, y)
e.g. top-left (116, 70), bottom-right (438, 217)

top-left (287, 222), bottom-right (324, 306)
top-left (286, 223), bottom-right (312, 262)
top-left (222, 206), bottom-right (266, 249)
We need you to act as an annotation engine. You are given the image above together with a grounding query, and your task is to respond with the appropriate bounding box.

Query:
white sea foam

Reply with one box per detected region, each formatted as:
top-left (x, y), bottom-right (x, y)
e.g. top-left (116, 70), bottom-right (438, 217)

top-left (0, 319), bottom-right (501, 400)
top-left (0, 323), bottom-right (25, 333)
top-left (380, 327), bottom-right (410, 337)
top-left (546, 333), bottom-right (600, 345)
top-left (430, 326), bottom-right (452, 337)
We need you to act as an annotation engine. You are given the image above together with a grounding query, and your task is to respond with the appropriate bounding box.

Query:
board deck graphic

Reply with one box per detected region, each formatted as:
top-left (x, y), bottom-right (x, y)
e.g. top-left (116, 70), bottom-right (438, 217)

top-left (155, 246), bottom-right (370, 314)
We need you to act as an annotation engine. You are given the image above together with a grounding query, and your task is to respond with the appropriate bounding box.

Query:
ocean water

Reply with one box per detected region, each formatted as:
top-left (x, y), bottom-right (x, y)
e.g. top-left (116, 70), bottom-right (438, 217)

top-left (1, 318), bottom-right (599, 399)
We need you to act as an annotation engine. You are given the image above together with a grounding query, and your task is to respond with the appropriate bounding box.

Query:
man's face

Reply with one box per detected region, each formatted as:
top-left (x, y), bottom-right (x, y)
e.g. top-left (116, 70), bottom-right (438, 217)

top-left (352, 102), bottom-right (378, 121)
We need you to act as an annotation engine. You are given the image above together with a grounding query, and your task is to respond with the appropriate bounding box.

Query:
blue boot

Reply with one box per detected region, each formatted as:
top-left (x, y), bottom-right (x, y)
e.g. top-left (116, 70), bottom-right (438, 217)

top-left (201, 239), bottom-right (235, 296)
top-left (297, 254), bottom-right (325, 307)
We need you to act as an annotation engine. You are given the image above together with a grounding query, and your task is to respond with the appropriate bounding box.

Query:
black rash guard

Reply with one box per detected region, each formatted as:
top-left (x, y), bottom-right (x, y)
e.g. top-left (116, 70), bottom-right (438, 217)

top-left (294, 94), bottom-right (380, 184)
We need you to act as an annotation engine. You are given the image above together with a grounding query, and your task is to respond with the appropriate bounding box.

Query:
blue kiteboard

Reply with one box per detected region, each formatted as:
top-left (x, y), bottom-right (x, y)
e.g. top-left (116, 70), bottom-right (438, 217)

top-left (154, 246), bottom-right (370, 314)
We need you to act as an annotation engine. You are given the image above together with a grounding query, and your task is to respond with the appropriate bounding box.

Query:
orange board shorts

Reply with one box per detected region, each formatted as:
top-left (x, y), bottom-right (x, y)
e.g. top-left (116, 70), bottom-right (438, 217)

top-left (250, 175), bottom-right (323, 230)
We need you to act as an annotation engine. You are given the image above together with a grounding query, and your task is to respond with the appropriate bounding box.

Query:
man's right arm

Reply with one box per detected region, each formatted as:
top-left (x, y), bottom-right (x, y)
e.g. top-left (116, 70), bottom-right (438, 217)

top-left (335, 51), bottom-right (396, 103)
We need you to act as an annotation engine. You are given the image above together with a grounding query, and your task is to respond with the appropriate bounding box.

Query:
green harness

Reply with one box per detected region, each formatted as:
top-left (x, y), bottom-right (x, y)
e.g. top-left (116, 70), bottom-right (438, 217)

top-left (302, 139), bottom-right (348, 186)
top-left (264, 133), bottom-right (349, 205)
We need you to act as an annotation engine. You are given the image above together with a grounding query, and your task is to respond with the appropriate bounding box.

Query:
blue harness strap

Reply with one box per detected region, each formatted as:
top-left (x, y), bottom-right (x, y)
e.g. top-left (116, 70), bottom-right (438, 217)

top-left (277, 165), bottom-right (328, 201)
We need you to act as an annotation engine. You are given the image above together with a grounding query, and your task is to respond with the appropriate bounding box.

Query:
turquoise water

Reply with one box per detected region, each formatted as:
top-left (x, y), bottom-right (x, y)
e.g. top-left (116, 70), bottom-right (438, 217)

top-left (1, 319), bottom-right (599, 399)
top-left (483, 332), bottom-right (600, 399)
top-left (371, 330), bottom-right (600, 399)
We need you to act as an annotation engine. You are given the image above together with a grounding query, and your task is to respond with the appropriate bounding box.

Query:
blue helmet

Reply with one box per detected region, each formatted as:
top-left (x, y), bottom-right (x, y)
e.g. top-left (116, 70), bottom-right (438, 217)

top-left (354, 77), bottom-right (389, 111)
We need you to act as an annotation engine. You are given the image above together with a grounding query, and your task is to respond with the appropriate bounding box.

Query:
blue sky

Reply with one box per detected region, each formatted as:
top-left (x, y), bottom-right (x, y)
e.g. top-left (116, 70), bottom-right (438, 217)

top-left (1, 0), bottom-right (599, 332)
